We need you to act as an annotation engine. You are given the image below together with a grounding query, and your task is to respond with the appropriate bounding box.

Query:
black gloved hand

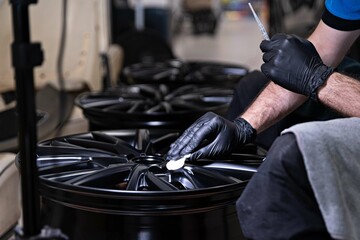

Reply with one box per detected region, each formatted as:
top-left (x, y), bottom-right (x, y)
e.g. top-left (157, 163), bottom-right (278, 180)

top-left (166, 112), bottom-right (257, 161)
top-left (260, 33), bottom-right (334, 101)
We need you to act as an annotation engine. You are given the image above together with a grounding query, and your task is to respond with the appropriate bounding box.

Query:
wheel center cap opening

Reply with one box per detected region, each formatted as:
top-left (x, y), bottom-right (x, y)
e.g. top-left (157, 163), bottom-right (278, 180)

top-left (132, 155), bottom-right (164, 165)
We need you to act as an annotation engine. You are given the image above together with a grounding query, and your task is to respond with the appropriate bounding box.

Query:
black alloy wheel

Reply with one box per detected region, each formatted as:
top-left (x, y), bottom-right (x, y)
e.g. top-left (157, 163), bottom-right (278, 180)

top-left (24, 129), bottom-right (265, 240)
top-left (122, 59), bottom-right (248, 87)
top-left (75, 84), bottom-right (234, 130)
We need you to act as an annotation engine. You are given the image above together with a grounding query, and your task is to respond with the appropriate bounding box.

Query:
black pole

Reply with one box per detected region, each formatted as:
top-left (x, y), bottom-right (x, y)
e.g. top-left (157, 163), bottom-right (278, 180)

top-left (9, 0), bottom-right (43, 237)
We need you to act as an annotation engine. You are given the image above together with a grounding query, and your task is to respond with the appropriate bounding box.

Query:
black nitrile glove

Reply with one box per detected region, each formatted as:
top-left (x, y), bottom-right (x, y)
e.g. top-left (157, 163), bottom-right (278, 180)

top-left (166, 112), bottom-right (257, 161)
top-left (260, 33), bottom-right (334, 101)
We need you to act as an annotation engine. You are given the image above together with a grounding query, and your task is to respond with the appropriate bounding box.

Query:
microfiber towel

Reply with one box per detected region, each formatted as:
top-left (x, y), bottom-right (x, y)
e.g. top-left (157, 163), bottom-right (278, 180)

top-left (282, 117), bottom-right (360, 240)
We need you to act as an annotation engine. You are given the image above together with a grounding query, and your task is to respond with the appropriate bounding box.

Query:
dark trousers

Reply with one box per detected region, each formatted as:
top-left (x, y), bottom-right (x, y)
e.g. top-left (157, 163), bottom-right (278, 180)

top-left (236, 133), bottom-right (333, 240)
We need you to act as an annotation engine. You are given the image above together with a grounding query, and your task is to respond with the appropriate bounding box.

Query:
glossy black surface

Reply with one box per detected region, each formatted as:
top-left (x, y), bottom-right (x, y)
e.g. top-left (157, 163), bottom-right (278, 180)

top-left (75, 84), bottom-right (233, 130)
top-left (122, 59), bottom-right (248, 87)
top-left (30, 129), bottom-right (265, 240)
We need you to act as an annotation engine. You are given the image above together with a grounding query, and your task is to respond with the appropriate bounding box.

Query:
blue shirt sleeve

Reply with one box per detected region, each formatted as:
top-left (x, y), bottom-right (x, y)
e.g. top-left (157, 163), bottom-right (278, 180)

top-left (322, 0), bottom-right (360, 30)
top-left (325, 0), bottom-right (360, 20)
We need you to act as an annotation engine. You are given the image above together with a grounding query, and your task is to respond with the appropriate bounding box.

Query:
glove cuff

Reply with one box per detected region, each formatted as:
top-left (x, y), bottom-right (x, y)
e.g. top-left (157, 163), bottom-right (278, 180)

top-left (310, 64), bottom-right (334, 102)
top-left (233, 118), bottom-right (257, 144)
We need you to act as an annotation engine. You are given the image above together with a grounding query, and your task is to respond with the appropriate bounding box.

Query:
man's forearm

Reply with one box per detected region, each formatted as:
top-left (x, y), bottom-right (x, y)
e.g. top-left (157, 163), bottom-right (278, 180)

top-left (240, 82), bottom-right (307, 133)
top-left (318, 72), bottom-right (360, 117)
top-left (239, 20), bottom-right (360, 133)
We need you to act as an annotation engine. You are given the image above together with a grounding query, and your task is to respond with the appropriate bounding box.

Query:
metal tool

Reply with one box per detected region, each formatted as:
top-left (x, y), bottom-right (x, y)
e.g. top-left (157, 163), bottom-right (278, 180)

top-left (248, 2), bottom-right (270, 40)
top-left (166, 154), bottom-right (191, 171)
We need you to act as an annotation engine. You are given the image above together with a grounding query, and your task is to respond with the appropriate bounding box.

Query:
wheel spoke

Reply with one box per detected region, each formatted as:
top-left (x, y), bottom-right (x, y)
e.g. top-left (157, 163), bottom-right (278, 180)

top-left (66, 163), bottom-right (135, 187)
top-left (134, 129), bottom-right (150, 151)
top-left (35, 130), bottom-right (263, 194)
top-left (66, 137), bottom-right (140, 156)
top-left (126, 165), bottom-right (148, 190)
top-left (144, 132), bottom-right (180, 155)
top-left (145, 172), bottom-right (178, 191)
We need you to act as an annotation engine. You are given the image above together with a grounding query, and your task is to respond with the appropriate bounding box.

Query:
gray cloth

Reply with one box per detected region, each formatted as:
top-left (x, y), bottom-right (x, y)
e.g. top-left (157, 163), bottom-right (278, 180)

top-left (282, 117), bottom-right (360, 240)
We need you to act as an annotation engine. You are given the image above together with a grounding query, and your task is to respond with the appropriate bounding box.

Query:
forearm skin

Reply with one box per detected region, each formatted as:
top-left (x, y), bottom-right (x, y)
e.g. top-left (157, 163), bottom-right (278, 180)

top-left (318, 72), bottom-right (360, 117)
top-left (241, 82), bottom-right (307, 133)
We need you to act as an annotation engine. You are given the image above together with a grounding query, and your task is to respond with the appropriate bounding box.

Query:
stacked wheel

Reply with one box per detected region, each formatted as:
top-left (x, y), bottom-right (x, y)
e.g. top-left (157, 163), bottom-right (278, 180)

top-left (22, 129), bottom-right (265, 240)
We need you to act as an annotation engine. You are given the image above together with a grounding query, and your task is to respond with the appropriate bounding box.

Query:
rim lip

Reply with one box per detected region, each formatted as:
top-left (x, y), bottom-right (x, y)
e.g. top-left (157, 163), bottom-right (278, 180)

top-left (39, 174), bottom-right (248, 215)
top-left (39, 175), bottom-right (246, 197)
